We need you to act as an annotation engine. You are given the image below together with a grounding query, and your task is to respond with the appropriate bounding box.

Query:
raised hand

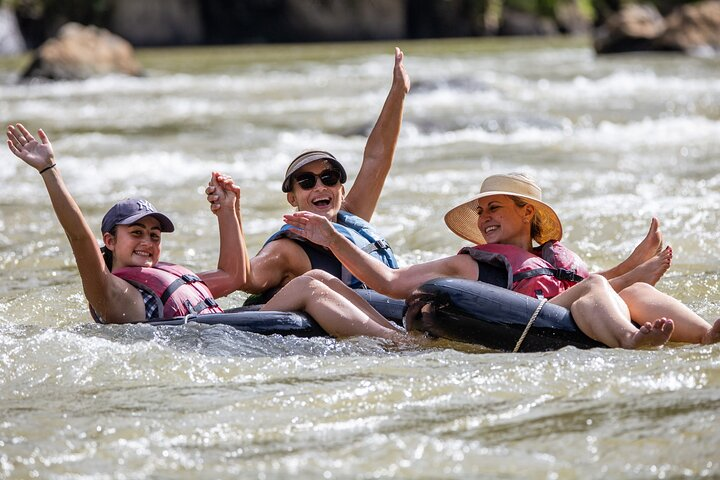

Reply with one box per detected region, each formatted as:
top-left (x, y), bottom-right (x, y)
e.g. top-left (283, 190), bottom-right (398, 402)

top-left (7, 123), bottom-right (55, 171)
top-left (207, 172), bottom-right (240, 215)
top-left (393, 47), bottom-right (410, 95)
top-left (283, 211), bottom-right (338, 248)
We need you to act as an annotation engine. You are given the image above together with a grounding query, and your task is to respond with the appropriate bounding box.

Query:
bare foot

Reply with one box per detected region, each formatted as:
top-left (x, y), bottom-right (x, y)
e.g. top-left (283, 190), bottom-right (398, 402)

top-left (626, 317), bottom-right (674, 349)
top-left (628, 217), bottom-right (663, 266)
top-left (701, 318), bottom-right (720, 345)
top-left (626, 246), bottom-right (673, 286)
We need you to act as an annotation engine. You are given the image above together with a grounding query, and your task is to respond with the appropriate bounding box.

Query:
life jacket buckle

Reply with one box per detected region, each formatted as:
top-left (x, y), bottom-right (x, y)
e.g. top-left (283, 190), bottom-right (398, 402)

top-left (554, 268), bottom-right (577, 281)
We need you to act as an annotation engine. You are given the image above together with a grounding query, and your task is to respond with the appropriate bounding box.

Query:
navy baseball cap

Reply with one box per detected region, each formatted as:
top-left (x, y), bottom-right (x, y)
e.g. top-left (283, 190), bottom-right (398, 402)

top-left (281, 150), bottom-right (347, 193)
top-left (101, 199), bottom-right (175, 234)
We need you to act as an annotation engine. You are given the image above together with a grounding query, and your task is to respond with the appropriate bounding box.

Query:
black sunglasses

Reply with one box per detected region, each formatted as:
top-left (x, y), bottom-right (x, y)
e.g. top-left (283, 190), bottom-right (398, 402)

top-left (293, 169), bottom-right (342, 190)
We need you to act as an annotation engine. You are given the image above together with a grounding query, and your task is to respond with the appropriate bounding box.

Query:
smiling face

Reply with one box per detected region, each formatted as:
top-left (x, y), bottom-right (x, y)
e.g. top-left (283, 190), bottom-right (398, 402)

top-left (103, 216), bottom-right (162, 270)
top-left (286, 159), bottom-right (345, 221)
top-left (476, 195), bottom-right (534, 250)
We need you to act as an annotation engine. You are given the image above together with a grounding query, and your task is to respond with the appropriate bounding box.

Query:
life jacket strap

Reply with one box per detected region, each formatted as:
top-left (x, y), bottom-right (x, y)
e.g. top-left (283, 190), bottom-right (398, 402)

top-left (160, 273), bottom-right (203, 304)
top-left (361, 239), bottom-right (390, 254)
top-left (183, 297), bottom-right (219, 314)
top-left (513, 267), bottom-right (584, 284)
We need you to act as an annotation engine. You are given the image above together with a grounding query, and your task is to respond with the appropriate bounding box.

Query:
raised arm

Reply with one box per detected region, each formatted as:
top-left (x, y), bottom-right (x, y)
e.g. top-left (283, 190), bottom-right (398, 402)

top-left (202, 174), bottom-right (312, 294)
top-left (6, 124), bottom-right (145, 322)
top-left (284, 211), bottom-right (476, 299)
top-left (198, 172), bottom-right (248, 298)
top-left (343, 47), bottom-right (410, 221)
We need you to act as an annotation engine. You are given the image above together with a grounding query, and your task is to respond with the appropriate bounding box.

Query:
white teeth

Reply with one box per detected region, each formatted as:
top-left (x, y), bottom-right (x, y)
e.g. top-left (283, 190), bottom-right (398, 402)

top-left (485, 226), bottom-right (498, 234)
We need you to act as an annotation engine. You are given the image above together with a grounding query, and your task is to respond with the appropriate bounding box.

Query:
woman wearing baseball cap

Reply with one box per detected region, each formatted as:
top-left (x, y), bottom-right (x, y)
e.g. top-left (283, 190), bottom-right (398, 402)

top-left (206, 48), bottom-right (410, 303)
top-left (7, 123), bottom-right (246, 324)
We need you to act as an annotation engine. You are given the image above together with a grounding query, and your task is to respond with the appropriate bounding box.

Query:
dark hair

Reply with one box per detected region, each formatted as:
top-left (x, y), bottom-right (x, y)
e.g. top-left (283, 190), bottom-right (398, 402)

top-left (100, 226), bottom-right (117, 271)
top-left (509, 195), bottom-right (543, 242)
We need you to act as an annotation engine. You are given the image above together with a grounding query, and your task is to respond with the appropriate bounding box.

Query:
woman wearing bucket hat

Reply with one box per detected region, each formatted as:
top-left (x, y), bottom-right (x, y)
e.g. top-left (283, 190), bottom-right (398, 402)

top-left (282, 172), bottom-right (720, 348)
top-left (7, 124), bottom-right (247, 324)
top-left (205, 48), bottom-right (409, 302)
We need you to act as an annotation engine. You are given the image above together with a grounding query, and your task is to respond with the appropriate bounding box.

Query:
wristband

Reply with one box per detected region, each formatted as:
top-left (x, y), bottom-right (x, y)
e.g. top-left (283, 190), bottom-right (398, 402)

top-left (39, 163), bottom-right (56, 175)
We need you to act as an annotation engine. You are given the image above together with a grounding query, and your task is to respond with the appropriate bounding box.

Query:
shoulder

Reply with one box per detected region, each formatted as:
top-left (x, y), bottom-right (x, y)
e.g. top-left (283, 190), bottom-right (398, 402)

top-left (255, 237), bottom-right (312, 272)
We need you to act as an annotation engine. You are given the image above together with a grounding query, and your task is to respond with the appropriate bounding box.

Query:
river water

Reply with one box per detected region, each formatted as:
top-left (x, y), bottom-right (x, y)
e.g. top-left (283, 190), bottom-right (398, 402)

top-left (1, 38), bottom-right (719, 479)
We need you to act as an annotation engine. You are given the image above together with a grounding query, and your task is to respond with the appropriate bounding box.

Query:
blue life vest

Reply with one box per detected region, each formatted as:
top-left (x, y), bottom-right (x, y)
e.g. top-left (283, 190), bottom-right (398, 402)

top-left (264, 210), bottom-right (398, 289)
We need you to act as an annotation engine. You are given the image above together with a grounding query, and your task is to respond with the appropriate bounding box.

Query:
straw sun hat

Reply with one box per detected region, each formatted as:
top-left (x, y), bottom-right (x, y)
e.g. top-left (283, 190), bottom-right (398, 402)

top-left (443, 173), bottom-right (563, 245)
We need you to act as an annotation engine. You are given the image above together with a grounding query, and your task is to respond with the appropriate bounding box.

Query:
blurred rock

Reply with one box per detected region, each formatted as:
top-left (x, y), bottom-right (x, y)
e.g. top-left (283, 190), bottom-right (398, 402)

top-left (656, 0), bottom-right (720, 54)
top-left (593, 4), bottom-right (666, 53)
top-left (0, 6), bottom-right (26, 55)
top-left (283, 0), bottom-right (404, 41)
top-left (555, 1), bottom-right (592, 35)
top-left (499, 8), bottom-right (559, 36)
top-left (21, 23), bottom-right (143, 81)
top-left (111, 0), bottom-right (203, 46)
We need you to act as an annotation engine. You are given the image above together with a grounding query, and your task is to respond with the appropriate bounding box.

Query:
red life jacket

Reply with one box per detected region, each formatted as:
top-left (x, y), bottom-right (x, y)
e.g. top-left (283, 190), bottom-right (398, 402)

top-left (110, 262), bottom-right (223, 319)
top-left (459, 241), bottom-right (590, 299)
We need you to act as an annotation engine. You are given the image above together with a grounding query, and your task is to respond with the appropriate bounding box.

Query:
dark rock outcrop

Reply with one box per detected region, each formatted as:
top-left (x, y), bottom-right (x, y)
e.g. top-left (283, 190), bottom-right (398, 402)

top-left (594, 0), bottom-right (720, 54)
top-left (593, 4), bottom-right (665, 53)
top-left (656, 0), bottom-right (720, 54)
top-left (499, 8), bottom-right (559, 36)
top-left (110, 0), bottom-right (204, 46)
top-left (21, 23), bottom-right (143, 81)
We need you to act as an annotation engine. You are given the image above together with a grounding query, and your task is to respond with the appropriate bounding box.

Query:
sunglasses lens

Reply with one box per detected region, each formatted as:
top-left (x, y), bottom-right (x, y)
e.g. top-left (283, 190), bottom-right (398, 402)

top-left (320, 170), bottom-right (341, 186)
top-left (295, 173), bottom-right (316, 190)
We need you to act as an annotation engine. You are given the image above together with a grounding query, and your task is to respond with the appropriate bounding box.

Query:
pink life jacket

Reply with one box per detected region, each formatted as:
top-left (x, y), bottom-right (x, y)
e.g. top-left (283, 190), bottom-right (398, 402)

top-left (459, 241), bottom-right (590, 299)
top-left (111, 262), bottom-right (223, 319)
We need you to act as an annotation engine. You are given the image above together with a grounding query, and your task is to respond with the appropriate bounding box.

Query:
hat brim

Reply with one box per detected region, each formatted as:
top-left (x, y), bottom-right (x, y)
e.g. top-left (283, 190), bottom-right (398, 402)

top-left (444, 191), bottom-right (562, 245)
top-left (115, 212), bottom-right (175, 233)
top-left (281, 152), bottom-right (347, 192)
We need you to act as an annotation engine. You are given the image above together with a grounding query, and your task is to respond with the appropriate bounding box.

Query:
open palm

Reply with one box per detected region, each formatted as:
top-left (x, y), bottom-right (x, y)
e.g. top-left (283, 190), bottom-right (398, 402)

top-left (7, 124), bottom-right (55, 170)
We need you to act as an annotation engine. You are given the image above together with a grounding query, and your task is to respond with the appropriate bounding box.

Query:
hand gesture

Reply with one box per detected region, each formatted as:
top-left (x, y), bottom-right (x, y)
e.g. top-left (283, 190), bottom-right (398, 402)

top-left (283, 211), bottom-right (337, 248)
top-left (207, 171), bottom-right (240, 215)
top-left (393, 47), bottom-right (410, 95)
top-left (7, 123), bottom-right (55, 171)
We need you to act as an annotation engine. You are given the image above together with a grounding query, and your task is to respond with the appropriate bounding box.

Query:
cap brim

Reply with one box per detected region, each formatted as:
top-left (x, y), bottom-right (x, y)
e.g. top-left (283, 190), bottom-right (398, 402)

top-left (282, 154), bottom-right (347, 192)
top-left (116, 212), bottom-right (175, 233)
top-left (444, 191), bottom-right (562, 245)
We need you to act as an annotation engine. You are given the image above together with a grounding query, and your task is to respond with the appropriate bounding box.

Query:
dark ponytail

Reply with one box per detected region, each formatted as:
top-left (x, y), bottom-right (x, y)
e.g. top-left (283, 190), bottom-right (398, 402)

top-left (100, 226), bottom-right (117, 271)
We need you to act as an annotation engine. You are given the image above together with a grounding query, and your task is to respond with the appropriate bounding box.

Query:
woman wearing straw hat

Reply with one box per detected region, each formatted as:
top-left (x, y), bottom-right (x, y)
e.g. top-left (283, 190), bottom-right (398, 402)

top-left (282, 172), bottom-right (720, 348)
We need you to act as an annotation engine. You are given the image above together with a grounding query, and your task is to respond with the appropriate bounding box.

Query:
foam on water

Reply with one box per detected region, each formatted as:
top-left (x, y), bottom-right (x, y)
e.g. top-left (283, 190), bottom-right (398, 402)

top-left (2, 41), bottom-right (720, 479)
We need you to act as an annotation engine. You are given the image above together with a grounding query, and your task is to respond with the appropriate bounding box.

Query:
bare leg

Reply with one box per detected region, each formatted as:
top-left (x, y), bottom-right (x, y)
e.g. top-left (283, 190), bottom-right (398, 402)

top-left (302, 270), bottom-right (401, 330)
top-left (609, 245), bottom-right (672, 291)
top-left (618, 282), bottom-right (713, 344)
top-left (601, 217), bottom-right (663, 280)
top-left (551, 274), bottom-right (673, 349)
top-left (261, 272), bottom-right (405, 340)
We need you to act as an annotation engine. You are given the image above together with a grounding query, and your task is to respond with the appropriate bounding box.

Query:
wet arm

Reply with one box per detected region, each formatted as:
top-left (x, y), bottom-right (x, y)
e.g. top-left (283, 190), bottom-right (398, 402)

top-left (200, 174), bottom-right (248, 298)
top-left (284, 211), bottom-right (475, 299)
top-left (344, 47), bottom-right (410, 221)
top-left (7, 124), bottom-right (144, 322)
top-left (241, 240), bottom-right (312, 294)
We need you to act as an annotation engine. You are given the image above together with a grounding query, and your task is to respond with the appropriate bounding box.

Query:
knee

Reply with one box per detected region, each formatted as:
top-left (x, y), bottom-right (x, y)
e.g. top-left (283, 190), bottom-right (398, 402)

top-left (305, 269), bottom-right (336, 283)
top-left (579, 273), bottom-right (611, 291)
top-left (621, 282), bottom-right (654, 296)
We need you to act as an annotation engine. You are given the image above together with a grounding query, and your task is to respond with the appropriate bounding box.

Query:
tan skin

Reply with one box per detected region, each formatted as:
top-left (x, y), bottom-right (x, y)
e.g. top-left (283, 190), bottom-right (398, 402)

top-left (7, 123), bottom-right (246, 323)
top-left (207, 48), bottom-right (411, 295)
top-left (284, 195), bottom-right (720, 348)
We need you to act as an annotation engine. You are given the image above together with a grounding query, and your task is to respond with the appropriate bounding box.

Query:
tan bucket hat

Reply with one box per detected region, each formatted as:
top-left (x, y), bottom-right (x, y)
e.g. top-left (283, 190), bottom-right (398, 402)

top-left (443, 173), bottom-right (562, 245)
